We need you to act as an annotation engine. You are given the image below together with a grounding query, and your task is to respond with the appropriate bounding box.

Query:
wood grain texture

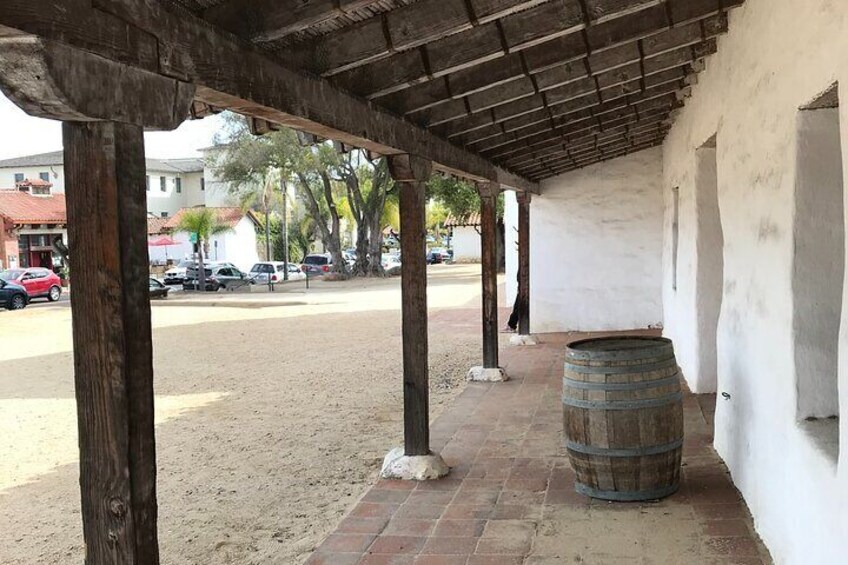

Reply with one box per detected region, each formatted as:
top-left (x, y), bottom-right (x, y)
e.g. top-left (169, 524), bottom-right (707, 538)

top-left (0, 36), bottom-right (194, 129)
top-left (478, 181), bottom-right (500, 369)
top-left (64, 121), bottom-right (159, 563)
top-left (389, 154), bottom-right (434, 456)
top-left (562, 337), bottom-right (683, 501)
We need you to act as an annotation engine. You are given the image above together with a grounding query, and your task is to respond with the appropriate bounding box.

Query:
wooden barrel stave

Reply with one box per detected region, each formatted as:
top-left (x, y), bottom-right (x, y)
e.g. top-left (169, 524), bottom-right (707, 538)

top-left (562, 336), bottom-right (683, 501)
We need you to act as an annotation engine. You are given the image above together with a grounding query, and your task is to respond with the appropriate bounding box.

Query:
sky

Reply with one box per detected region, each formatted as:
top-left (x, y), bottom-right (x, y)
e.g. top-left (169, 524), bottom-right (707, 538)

top-left (0, 91), bottom-right (225, 160)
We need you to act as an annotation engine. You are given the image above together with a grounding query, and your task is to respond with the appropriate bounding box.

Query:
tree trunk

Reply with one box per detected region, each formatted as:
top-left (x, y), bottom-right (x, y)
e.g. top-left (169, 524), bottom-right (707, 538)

top-left (367, 215), bottom-right (385, 275)
top-left (197, 236), bottom-right (206, 292)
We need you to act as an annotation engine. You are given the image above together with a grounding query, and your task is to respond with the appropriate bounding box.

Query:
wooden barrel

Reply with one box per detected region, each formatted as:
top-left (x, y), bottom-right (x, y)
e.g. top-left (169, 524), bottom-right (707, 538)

top-left (562, 336), bottom-right (683, 501)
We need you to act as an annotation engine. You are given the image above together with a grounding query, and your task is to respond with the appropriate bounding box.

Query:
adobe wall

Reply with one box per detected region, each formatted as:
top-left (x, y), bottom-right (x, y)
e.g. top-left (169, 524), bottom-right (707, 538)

top-left (662, 0), bottom-right (848, 561)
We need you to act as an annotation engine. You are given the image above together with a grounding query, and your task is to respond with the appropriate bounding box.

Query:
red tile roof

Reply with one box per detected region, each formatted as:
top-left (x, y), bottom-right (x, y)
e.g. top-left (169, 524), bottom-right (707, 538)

top-left (0, 190), bottom-right (66, 224)
top-left (163, 206), bottom-right (258, 231)
top-left (147, 216), bottom-right (170, 235)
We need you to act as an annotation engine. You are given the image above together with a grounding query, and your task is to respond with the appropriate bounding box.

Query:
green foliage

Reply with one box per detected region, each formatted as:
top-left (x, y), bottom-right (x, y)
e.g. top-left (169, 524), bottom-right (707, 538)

top-left (176, 208), bottom-right (233, 244)
top-left (426, 175), bottom-right (479, 219)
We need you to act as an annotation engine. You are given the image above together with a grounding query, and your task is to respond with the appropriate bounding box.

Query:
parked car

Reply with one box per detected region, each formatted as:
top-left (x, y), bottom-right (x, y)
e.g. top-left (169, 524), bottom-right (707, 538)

top-left (382, 253), bottom-right (402, 271)
top-left (164, 259), bottom-right (193, 285)
top-left (0, 267), bottom-right (62, 302)
top-left (183, 264), bottom-right (248, 291)
top-left (301, 253), bottom-right (333, 275)
top-left (249, 261), bottom-right (307, 283)
top-left (426, 251), bottom-right (443, 264)
top-left (149, 277), bottom-right (170, 299)
top-left (0, 278), bottom-right (28, 310)
top-left (430, 247), bottom-right (450, 263)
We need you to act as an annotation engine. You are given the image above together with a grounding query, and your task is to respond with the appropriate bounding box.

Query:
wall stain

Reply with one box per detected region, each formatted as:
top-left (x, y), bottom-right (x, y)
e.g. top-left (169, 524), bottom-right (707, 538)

top-left (758, 219), bottom-right (781, 241)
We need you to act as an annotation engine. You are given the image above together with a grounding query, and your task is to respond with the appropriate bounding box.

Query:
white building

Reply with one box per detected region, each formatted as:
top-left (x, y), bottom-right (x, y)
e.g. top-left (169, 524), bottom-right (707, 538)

top-left (0, 150), bottom-right (207, 218)
top-left (445, 213), bottom-right (482, 262)
top-left (0, 150), bottom-right (261, 269)
top-left (503, 1), bottom-right (848, 562)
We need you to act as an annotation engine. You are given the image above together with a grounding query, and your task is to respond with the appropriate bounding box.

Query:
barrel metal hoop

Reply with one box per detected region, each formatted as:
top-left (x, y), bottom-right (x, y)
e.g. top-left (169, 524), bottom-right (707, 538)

top-left (574, 482), bottom-right (679, 502)
top-left (562, 374), bottom-right (680, 391)
top-left (562, 392), bottom-right (683, 410)
top-left (566, 338), bottom-right (674, 362)
top-left (564, 358), bottom-right (677, 375)
top-left (566, 438), bottom-right (683, 457)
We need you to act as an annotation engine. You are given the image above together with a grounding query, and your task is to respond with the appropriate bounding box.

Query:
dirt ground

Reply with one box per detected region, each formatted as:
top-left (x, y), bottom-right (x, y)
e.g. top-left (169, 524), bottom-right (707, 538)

top-left (0, 264), bottom-right (497, 564)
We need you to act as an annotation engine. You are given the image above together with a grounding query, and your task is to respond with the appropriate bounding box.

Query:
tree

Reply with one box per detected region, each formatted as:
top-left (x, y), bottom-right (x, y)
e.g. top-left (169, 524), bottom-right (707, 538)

top-left (213, 115), bottom-right (280, 264)
top-left (332, 153), bottom-right (394, 276)
top-left (176, 208), bottom-right (233, 291)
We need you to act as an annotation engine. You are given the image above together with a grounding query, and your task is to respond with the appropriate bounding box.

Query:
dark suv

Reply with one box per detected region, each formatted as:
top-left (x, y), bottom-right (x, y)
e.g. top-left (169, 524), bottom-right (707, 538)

top-left (183, 263), bottom-right (248, 291)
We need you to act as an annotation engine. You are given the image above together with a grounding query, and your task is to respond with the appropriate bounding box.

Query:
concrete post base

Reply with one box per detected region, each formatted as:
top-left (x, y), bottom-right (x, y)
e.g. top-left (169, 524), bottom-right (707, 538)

top-left (380, 447), bottom-right (450, 480)
top-left (509, 334), bottom-right (538, 346)
top-left (467, 366), bottom-right (509, 382)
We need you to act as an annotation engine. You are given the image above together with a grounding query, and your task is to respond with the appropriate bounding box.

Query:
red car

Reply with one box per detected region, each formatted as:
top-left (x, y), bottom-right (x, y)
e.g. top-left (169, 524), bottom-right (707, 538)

top-left (0, 267), bottom-right (63, 302)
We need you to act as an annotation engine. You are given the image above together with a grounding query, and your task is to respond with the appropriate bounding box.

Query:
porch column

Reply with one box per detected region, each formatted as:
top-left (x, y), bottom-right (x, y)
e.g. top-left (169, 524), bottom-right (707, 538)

top-left (381, 154), bottom-right (449, 480)
top-left (511, 192), bottom-right (537, 346)
top-left (0, 37), bottom-right (196, 564)
top-left (468, 181), bottom-right (509, 382)
top-left (64, 122), bottom-right (160, 564)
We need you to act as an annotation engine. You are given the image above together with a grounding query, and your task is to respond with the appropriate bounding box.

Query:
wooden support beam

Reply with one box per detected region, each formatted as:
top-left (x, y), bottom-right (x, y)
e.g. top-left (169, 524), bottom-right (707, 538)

top-left (388, 154), bottom-right (434, 457)
top-left (517, 191), bottom-right (531, 336)
top-left (0, 35), bottom-right (193, 130)
top-left (203, 0), bottom-right (384, 43)
top-left (0, 1), bottom-right (538, 193)
top-left (64, 121), bottom-right (159, 564)
top-left (478, 181), bottom-right (501, 369)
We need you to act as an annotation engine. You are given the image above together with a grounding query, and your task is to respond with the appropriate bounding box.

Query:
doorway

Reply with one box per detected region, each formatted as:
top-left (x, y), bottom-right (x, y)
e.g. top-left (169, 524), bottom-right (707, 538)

top-left (696, 135), bottom-right (723, 393)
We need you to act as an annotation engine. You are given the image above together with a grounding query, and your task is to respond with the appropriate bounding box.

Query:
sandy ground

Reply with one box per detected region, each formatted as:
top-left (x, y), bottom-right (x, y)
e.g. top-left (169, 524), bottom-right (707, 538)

top-left (0, 264), bottom-right (495, 564)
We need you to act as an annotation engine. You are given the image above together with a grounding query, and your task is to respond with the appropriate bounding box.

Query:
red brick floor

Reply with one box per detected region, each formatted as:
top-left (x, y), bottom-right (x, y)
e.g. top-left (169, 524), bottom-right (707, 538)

top-left (307, 332), bottom-right (772, 565)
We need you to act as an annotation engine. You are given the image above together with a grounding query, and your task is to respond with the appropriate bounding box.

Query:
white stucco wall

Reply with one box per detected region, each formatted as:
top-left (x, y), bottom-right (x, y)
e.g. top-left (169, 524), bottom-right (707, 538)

top-left (504, 191), bottom-right (519, 307)
top-left (0, 166), bottom-right (64, 192)
top-left (451, 226), bottom-right (481, 262)
top-left (661, 1), bottom-right (848, 562)
top-left (516, 147), bottom-right (663, 333)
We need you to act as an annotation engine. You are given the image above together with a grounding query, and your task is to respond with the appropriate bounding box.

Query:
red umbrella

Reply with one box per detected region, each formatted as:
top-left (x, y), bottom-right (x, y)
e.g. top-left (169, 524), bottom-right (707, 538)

top-left (148, 235), bottom-right (178, 247)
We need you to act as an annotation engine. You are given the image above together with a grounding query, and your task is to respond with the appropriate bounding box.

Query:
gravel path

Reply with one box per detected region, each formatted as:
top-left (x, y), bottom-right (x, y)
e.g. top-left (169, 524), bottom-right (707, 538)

top-left (0, 265), bottom-right (493, 564)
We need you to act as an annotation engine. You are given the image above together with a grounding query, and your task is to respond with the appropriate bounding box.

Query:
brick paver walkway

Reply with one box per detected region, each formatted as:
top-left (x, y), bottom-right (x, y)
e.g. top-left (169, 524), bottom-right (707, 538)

top-left (307, 332), bottom-right (772, 564)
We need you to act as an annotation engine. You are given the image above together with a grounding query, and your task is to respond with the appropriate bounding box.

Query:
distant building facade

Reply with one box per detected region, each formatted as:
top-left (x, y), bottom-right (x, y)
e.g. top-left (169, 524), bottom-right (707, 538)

top-left (0, 151), bottom-right (207, 219)
top-left (0, 150), bottom-right (261, 270)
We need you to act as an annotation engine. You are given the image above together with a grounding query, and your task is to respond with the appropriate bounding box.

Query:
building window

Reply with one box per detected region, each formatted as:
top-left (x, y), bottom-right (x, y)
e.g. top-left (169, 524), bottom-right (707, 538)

top-left (160, 176), bottom-right (167, 192)
top-left (146, 176), bottom-right (150, 191)
top-left (161, 212), bottom-right (169, 218)
top-left (14, 173), bottom-right (23, 183)
top-left (175, 178), bottom-right (182, 194)
top-left (200, 177), bottom-right (206, 191)
top-left (39, 172), bottom-right (50, 181)
top-left (794, 83), bottom-right (843, 464)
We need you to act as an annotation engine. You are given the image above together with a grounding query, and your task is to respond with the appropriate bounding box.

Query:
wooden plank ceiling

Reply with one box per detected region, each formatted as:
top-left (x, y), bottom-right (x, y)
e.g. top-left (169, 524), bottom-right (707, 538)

top-left (175, 0), bottom-right (744, 182)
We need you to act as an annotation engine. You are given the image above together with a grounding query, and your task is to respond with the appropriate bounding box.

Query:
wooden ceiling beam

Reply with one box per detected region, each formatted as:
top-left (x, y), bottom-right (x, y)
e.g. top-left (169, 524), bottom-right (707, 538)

top-left (329, 1), bottom-right (730, 100)
top-left (0, 0), bottom-right (538, 192)
top-left (445, 81), bottom-right (683, 152)
top-left (484, 109), bottom-right (672, 160)
top-left (203, 0), bottom-right (384, 43)
top-left (278, 0), bottom-right (560, 77)
top-left (414, 43), bottom-right (703, 136)
top-left (372, 13), bottom-right (725, 113)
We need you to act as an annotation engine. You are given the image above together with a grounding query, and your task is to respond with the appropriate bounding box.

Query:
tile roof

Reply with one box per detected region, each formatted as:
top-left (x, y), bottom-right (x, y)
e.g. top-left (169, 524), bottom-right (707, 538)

top-left (147, 216), bottom-right (170, 236)
top-left (444, 213), bottom-right (481, 228)
top-left (164, 206), bottom-right (258, 231)
top-left (0, 150), bottom-right (205, 173)
top-left (0, 190), bottom-right (66, 224)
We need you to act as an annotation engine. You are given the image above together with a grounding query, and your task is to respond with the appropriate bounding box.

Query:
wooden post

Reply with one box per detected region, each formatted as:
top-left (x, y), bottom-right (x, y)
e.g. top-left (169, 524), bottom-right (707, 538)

top-left (517, 192), bottom-right (531, 336)
top-left (478, 181), bottom-right (500, 369)
top-left (64, 121), bottom-right (159, 565)
top-left (388, 154), bottom-right (433, 457)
